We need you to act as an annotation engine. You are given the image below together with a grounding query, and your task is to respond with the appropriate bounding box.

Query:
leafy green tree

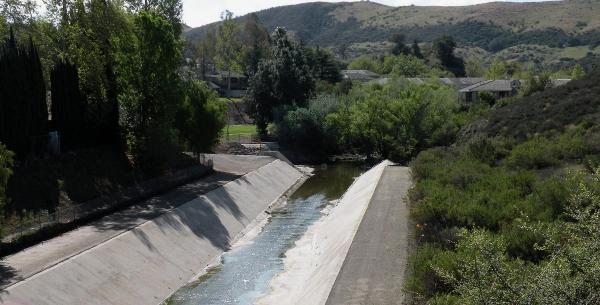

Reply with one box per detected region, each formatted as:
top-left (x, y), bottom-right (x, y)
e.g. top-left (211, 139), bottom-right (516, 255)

top-left (245, 27), bottom-right (315, 135)
top-left (275, 95), bottom-right (342, 155)
top-left (465, 58), bottom-right (485, 77)
top-left (123, 0), bottom-right (183, 32)
top-left (390, 33), bottom-right (410, 56)
top-left (196, 28), bottom-right (216, 80)
top-left (347, 55), bottom-right (380, 73)
top-left (215, 10), bottom-right (242, 91)
top-left (433, 36), bottom-right (465, 77)
top-left (523, 71), bottom-right (552, 96)
top-left (329, 80), bottom-right (457, 161)
top-left (485, 59), bottom-right (508, 79)
top-left (176, 81), bottom-right (226, 156)
top-left (305, 47), bottom-right (341, 83)
top-left (114, 10), bottom-right (183, 168)
top-left (0, 16), bottom-right (7, 37)
top-left (411, 39), bottom-right (423, 59)
top-left (58, 0), bottom-right (130, 146)
top-left (0, 0), bottom-right (36, 27)
top-left (384, 54), bottom-right (428, 77)
top-left (241, 13), bottom-right (270, 75)
top-left (571, 64), bottom-right (585, 80)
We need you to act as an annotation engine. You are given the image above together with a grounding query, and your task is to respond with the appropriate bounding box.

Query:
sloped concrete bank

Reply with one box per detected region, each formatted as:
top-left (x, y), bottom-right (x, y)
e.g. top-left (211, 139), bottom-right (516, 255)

top-left (256, 160), bottom-right (393, 305)
top-left (0, 159), bottom-right (304, 305)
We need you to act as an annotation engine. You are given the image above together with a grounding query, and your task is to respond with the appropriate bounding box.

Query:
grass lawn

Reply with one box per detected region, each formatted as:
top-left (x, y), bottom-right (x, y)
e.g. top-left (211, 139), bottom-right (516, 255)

top-left (221, 124), bottom-right (257, 143)
top-left (222, 124), bottom-right (256, 136)
top-left (218, 97), bottom-right (243, 103)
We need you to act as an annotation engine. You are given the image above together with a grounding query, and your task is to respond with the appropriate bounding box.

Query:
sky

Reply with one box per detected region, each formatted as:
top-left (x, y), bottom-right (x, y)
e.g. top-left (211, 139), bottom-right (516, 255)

top-left (182, 0), bottom-right (553, 28)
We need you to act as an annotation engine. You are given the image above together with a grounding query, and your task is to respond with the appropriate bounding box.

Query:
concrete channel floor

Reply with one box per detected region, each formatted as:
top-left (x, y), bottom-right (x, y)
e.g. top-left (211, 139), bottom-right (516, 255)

top-left (0, 155), bottom-right (274, 290)
top-left (325, 166), bottom-right (412, 305)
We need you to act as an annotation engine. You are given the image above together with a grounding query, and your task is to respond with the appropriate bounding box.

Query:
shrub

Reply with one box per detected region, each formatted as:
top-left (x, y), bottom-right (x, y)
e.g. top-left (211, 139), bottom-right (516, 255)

top-left (506, 137), bottom-right (559, 169)
top-left (478, 91), bottom-right (496, 106)
top-left (0, 143), bottom-right (14, 236)
top-left (330, 81), bottom-right (460, 162)
top-left (405, 244), bottom-right (454, 300)
top-left (275, 94), bottom-right (343, 156)
top-left (176, 81), bottom-right (226, 156)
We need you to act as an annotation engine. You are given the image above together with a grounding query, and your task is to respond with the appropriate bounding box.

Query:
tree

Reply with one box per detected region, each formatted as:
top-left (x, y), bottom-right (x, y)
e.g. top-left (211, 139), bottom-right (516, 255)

top-left (0, 30), bottom-right (48, 158)
top-left (412, 39), bottom-right (423, 59)
top-left (215, 10), bottom-right (242, 91)
top-left (241, 13), bottom-right (269, 76)
top-left (59, 0), bottom-right (130, 146)
top-left (571, 64), bottom-right (585, 80)
top-left (384, 54), bottom-right (428, 77)
top-left (50, 59), bottom-right (86, 148)
top-left (335, 42), bottom-right (349, 60)
top-left (485, 59), bottom-right (508, 79)
top-left (433, 36), bottom-right (465, 77)
top-left (390, 33), bottom-right (410, 56)
top-left (330, 81), bottom-right (457, 162)
top-left (114, 10), bottom-right (183, 169)
top-left (123, 0), bottom-right (183, 33)
top-left (245, 27), bottom-right (315, 135)
top-left (523, 71), bottom-right (552, 96)
top-left (196, 28), bottom-right (216, 80)
top-left (465, 58), bottom-right (485, 77)
top-left (275, 95), bottom-right (342, 156)
top-left (0, 0), bottom-right (36, 27)
top-left (176, 81), bottom-right (226, 157)
top-left (347, 55), bottom-right (380, 73)
top-left (305, 47), bottom-right (341, 83)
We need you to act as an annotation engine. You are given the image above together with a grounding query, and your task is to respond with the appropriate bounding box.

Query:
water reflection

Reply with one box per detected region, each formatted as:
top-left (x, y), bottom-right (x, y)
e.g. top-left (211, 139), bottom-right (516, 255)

top-left (165, 162), bottom-right (363, 305)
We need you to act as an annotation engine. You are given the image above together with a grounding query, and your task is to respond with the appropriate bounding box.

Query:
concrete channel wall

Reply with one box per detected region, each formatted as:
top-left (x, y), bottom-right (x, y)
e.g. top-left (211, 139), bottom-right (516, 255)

top-left (256, 160), bottom-right (393, 305)
top-left (1, 159), bottom-right (304, 305)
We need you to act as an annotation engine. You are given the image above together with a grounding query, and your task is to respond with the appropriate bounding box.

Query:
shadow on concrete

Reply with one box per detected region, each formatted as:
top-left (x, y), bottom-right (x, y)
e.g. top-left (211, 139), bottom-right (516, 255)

top-left (0, 263), bottom-right (19, 296)
top-left (89, 171), bottom-right (249, 252)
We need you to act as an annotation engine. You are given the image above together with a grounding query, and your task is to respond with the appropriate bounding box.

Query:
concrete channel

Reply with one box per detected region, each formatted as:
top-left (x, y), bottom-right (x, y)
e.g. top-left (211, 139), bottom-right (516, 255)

top-left (0, 157), bottom-right (305, 305)
top-left (1, 158), bottom-right (411, 305)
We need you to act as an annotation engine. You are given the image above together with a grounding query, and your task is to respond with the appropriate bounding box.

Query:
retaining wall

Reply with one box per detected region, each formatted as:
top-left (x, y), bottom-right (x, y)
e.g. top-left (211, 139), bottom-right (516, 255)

top-left (1, 159), bottom-right (303, 305)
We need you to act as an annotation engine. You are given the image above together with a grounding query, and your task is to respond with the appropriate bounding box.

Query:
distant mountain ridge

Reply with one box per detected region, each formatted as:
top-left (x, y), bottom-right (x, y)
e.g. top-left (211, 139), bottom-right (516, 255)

top-left (185, 0), bottom-right (600, 52)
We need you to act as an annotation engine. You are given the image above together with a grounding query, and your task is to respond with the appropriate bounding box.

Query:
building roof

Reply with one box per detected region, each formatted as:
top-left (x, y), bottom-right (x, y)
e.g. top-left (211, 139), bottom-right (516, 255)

top-left (439, 77), bottom-right (485, 89)
top-left (376, 77), bottom-right (484, 89)
top-left (341, 70), bottom-right (380, 81)
top-left (459, 80), bottom-right (521, 93)
top-left (207, 81), bottom-right (221, 90)
top-left (372, 77), bottom-right (571, 93)
top-left (207, 70), bottom-right (247, 79)
top-left (552, 79), bottom-right (571, 87)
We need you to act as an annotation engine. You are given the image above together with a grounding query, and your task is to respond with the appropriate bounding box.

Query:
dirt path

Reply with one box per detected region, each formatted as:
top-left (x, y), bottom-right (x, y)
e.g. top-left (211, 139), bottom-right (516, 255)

top-left (325, 166), bottom-right (411, 305)
top-left (0, 155), bottom-right (274, 290)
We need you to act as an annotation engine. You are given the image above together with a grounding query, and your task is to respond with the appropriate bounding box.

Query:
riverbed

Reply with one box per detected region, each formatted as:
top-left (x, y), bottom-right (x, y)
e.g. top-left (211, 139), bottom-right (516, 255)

top-left (163, 162), bottom-right (363, 305)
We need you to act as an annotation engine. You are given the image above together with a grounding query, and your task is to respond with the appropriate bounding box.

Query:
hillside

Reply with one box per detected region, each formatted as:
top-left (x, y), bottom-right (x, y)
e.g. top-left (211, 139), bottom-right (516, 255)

top-left (186, 0), bottom-right (600, 52)
top-left (459, 69), bottom-right (600, 142)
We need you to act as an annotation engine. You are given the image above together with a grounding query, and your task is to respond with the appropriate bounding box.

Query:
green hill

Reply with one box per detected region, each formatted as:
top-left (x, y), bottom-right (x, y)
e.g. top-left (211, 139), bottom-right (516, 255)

top-left (186, 0), bottom-right (600, 52)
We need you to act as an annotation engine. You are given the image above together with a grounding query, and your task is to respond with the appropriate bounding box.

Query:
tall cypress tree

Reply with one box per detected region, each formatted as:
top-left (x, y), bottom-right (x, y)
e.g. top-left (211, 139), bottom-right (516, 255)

top-left (51, 59), bottom-right (85, 148)
top-left (0, 29), bottom-right (48, 158)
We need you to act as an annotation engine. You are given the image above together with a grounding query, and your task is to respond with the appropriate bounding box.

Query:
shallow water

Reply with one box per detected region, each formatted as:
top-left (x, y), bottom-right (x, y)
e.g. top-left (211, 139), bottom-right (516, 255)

top-left (164, 162), bottom-right (363, 305)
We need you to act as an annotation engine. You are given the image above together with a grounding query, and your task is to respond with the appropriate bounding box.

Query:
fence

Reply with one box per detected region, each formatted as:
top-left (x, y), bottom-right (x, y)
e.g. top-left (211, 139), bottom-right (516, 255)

top-left (1, 158), bottom-right (214, 245)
